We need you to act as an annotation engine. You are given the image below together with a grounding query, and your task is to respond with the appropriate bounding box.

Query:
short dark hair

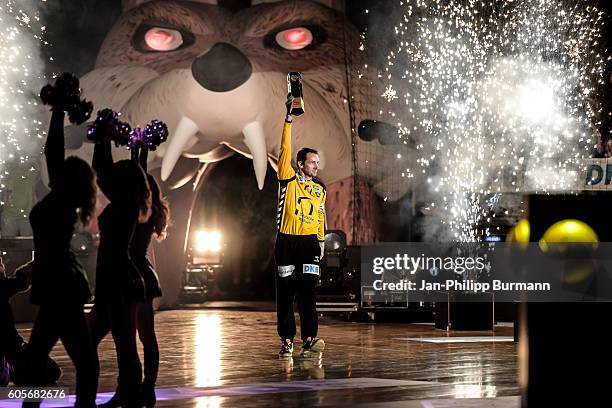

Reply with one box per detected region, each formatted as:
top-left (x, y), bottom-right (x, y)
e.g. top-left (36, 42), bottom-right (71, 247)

top-left (296, 148), bottom-right (318, 166)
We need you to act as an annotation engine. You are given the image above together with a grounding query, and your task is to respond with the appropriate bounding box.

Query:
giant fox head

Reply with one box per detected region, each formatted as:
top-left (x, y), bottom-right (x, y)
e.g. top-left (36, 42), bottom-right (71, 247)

top-left (63, 0), bottom-right (411, 199)
top-left (60, 0), bottom-right (412, 304)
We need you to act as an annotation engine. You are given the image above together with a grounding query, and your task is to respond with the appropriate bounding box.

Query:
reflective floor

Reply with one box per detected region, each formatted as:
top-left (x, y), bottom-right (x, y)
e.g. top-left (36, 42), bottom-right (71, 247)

top-left (10, 302), bottom-right (519, 407)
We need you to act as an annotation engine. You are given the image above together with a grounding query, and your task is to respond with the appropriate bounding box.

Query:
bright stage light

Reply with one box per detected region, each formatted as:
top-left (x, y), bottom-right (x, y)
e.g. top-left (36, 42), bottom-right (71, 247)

top-left (194, 230), bottom-right (222, 253)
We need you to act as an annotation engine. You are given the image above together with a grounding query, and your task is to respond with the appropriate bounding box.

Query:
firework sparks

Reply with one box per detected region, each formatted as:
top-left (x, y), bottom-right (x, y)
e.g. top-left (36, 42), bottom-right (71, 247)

top-left (382, 84), bottom-right (399, 101)
top-left (382, 0), bottom-right (606, 241)
top-left (0, 1), bottom-right (46, 218)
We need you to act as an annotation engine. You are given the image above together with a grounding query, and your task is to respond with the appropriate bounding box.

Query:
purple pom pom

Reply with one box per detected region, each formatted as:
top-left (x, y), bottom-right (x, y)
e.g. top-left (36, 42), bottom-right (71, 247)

top-left (116, 121), bottom-right (132, 146)
top-left (143, 120), bottom-right (169, 151)
top-left (127, 119), bottom-right (169, 152)
top-left (87, 109), bottom-right (131, 145)
top-left (128, 127), bottom-right (147, 151)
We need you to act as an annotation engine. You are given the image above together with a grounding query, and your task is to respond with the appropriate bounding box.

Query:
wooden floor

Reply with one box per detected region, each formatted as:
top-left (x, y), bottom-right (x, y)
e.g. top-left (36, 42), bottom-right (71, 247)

top-left (12, 302), bottom-right (519, 407)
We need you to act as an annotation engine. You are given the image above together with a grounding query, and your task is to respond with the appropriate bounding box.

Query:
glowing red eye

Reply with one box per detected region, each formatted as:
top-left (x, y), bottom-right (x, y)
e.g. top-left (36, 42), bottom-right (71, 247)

top-left (285, 29), bottom-right (308, 43)
top-left (144, 28), bottom-right (183, 51)
top-left (275, 27), bottom-right (313, 50)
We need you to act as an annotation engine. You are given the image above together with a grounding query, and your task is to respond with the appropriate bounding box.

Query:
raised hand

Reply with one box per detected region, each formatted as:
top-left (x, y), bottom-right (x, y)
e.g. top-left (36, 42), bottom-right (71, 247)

top-left (285, 94), bottom-right (294, 117)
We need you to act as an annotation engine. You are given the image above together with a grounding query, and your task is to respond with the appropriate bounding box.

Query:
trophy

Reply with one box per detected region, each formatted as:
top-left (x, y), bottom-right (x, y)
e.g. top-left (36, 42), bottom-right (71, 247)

top-left (287, 72), bottom-right (305, 116)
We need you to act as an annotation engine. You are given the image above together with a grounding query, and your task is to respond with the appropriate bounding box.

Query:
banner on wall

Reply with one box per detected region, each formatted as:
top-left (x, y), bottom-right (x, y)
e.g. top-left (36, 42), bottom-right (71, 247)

top-left (584, 158), bottom-right (612, 191)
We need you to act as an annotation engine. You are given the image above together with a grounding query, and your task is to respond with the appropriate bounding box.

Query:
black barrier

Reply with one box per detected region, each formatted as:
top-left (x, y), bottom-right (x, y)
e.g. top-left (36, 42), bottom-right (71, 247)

top-left (521, 192), bottom-right (612, 407)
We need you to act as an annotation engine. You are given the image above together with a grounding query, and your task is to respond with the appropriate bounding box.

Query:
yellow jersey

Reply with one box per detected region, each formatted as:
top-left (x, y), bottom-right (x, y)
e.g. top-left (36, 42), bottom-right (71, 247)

top-left (277, 121), bottom-right (326, 241)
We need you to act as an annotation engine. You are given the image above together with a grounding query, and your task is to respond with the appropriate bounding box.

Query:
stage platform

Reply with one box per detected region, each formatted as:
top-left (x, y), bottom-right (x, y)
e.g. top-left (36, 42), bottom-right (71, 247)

top-left (8, 302), bottom-right (519, 407)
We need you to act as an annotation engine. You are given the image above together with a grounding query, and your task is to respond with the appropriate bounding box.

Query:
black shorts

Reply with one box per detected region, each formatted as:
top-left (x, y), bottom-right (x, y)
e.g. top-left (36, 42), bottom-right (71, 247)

top-left (274, 233), bottom-right (320, 278)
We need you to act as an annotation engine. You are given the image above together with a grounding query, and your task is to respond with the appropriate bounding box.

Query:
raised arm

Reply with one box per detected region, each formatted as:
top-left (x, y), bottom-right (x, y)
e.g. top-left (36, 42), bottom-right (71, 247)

top-left (45, 110), bottom-right (65, 190)
top-left (278, 97), bottom-right (295, 180)
top-left (93, 140), bottom-right (115, 200)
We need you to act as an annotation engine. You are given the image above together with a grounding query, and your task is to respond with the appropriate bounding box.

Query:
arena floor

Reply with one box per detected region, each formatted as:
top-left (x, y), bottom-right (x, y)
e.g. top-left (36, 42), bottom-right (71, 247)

top-left (6, 302), bottom-right (519, 407)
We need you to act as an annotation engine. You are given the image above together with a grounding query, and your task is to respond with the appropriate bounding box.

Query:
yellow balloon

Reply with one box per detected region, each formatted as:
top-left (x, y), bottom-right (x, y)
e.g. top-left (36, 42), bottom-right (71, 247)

top-left (507, 219), bottom-right (530, 249)
top-left (539, 219), bottom-right (599, 253)
top-left (514, 219), bottom-right (531, 243)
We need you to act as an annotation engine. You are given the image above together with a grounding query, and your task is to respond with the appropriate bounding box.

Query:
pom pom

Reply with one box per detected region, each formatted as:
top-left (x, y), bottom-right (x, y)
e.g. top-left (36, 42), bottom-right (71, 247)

top-left (127, 119), bottom-right (169, 153)
top-left (39, 73), bottom-right (93, 125)
top-left (39, 85), bottom-right (55, 106)
top-left (143, 119), bottom-right (169, 151)
top-left (87, 109), bottom-right (132, 146)
top-left (68, 100), bottom-right (94, 125)
top-left (128, 127), bottom-right (147, 151)
top-left (115, 121), bottom-right (132, 147)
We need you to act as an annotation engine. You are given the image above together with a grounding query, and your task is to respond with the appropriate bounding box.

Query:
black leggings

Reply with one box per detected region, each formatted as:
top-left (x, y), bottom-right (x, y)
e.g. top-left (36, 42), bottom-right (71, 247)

top-left (137, 299), bottom-right (159, 389)
top-left (89, 300), bottom-right (142, 397)
top-left (27, 303), bottom-right (98, 407)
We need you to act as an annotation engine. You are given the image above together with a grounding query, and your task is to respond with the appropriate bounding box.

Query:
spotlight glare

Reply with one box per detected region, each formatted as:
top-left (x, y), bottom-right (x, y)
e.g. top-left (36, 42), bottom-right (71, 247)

top-left (195, 230), bottom-right (222, 253)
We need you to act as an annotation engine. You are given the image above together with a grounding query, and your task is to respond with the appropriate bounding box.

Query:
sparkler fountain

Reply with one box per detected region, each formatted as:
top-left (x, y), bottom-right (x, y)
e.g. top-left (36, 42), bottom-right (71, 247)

top-left (381, 0), bottom-right (606, 241)
top-left (0, 0), bottom-right (46, 214)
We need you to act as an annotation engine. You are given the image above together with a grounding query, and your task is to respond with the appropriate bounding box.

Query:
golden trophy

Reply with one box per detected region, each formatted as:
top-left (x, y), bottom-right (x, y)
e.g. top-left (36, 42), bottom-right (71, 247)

top-left (287, 72), bottom-right (305, 116)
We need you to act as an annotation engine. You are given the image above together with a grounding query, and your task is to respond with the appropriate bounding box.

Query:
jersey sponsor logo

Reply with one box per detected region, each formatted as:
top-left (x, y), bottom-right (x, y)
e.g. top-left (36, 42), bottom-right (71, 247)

top-left (278, 265), bottom-right (295, 278)
top-left (296, 214), bottom-right (315, 223)
top-left (303, 264), bottom-right (320, 275)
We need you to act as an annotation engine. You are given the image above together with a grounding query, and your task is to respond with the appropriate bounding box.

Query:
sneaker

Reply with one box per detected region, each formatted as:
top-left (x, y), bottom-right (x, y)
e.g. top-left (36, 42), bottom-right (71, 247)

top-left (300, 338), bottom-right (325, 356)
top-left (279, 339), bottom-right (294, 357)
